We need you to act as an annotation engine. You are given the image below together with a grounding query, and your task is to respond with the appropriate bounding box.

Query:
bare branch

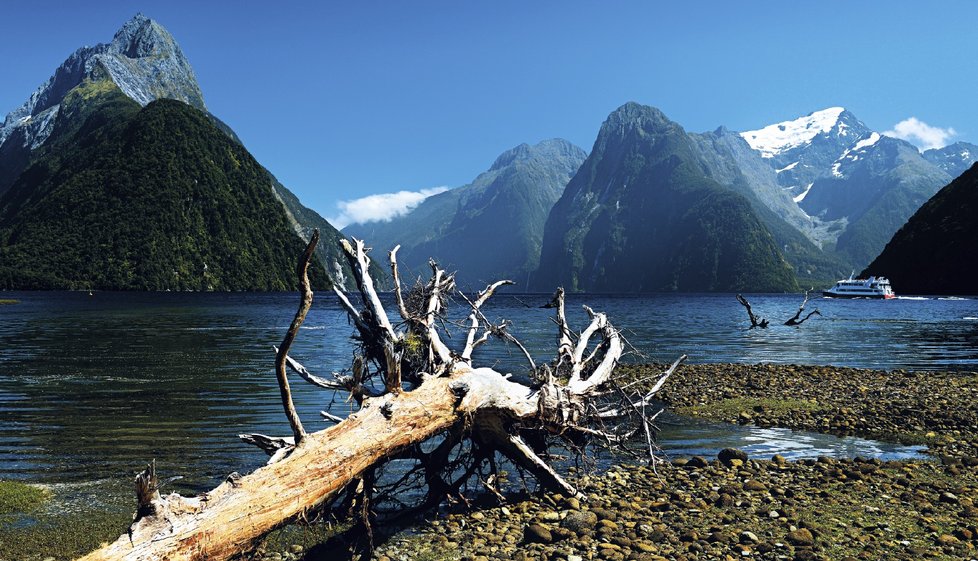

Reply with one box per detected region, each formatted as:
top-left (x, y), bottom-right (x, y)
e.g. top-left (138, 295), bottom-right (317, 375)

top-left (492, 322), bottom-right (537, 372)
top-left (422, 265), bottom-right (453, 365)
top-left (785, 288), bottom-right (820, 326)
top-left (644, 353), bottom-right (687, 398)
top-left (341, 238), bottom-right (396, 341)
top-left (274, 346), bottom-right (353, 391)
top-left (461, 280), bottom-right (514, 360)
top-left (332, 285), bottom-right (367, 331)
top-left (274, 229), bottom-right (319, 443)
top-left (736, 293), bottom-right (769, 329)
top-left (544, 288), bottom-right (575, 367)
top-left (238, 433), bottom-right (296, 464)
top-left (567, 311), bottom-right (624, 395)
top-left (389, 245), bottom-right (411, 321)
top-left (598, 354), bottom-right (687, 418)
top-left (320, 411), bottom-right (345, 424)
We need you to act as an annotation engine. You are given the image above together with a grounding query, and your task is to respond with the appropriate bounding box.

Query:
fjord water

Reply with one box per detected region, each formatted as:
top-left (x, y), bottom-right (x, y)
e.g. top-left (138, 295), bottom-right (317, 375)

top-left (1, 292), bottom-right (976, 496)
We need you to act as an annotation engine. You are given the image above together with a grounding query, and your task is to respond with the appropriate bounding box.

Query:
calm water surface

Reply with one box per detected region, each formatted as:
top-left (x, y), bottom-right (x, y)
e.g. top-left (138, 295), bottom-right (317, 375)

top-left (1, 291), bottom-right (975, 497)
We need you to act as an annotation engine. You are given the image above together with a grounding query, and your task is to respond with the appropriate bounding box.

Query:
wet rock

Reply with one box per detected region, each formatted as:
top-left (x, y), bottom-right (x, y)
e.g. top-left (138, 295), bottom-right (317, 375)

top-left (718, 448), bottom-right (749, 467)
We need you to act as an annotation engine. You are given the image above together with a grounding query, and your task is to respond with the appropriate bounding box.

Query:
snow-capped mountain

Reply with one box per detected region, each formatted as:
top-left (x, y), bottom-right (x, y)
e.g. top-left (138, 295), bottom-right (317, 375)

top-left (740, 107), bottom-right (873, 199)
top-left (739, 107), bottom-right (952, 270)
top-left (922, 141), bottom-right (978, 178)
top-left (741, 107), bottom-right (850, 158)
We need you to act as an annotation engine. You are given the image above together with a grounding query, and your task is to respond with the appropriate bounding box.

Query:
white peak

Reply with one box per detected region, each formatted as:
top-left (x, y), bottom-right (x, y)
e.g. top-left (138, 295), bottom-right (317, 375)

top-left (740, 107), bottom-right (846, 158)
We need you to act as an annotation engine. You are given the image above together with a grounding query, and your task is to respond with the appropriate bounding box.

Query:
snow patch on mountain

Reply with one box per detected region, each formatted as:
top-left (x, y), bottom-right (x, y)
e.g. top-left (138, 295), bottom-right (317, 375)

top-left (740, 107), bottom-right (846, 158)
top-left (829, 132), bottom-right (883, 179)
top-left (793, 183), bottom-right (814, 203)
top-left (851, 132), bottom-right (881, 152)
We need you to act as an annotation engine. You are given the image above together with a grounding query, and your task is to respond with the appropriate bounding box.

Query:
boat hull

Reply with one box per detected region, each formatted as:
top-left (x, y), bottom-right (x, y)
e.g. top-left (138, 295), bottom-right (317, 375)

top-left (822, 291), bottom-right (894, 299)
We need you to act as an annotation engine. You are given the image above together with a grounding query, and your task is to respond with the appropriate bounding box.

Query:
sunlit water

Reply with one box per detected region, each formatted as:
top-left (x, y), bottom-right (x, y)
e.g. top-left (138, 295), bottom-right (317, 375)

top-left (1, 291), bottom-right (975, 500)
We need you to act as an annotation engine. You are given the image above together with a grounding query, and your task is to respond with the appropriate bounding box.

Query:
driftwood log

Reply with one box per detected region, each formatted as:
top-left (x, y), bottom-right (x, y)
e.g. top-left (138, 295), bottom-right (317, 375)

top-left (79, 232), bottom-right (682, 561)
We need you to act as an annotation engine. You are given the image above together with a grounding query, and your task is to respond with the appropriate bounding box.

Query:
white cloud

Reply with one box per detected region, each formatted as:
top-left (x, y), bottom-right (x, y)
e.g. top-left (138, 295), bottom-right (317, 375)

top-left (883, 117), bottom-right (956, 151)
top-left (329, 186), bottom-right (450, 229)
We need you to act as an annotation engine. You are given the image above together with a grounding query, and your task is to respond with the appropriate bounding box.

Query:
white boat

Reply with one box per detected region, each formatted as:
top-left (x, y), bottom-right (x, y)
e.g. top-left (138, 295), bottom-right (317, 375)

top-left (823, 274), bottom-right (895, 299)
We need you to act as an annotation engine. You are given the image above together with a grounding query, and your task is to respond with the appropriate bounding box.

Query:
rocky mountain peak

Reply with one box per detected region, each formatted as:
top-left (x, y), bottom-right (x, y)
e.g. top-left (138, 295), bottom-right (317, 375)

top-left (0, 14), bottom-right (204, 153)
top-left (604, 102), bottom-right (678, 135)
top-left (489, 138), bottom-right (586, 171)
top-left (109, 14), bottom-right (179, 59)
top-left (922, 141), bottom-right (978, 178)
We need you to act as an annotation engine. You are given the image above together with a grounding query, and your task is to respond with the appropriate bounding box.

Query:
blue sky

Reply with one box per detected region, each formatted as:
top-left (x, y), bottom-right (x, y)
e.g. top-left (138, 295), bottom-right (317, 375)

top-left (2, 1), bottom-right (976, 227)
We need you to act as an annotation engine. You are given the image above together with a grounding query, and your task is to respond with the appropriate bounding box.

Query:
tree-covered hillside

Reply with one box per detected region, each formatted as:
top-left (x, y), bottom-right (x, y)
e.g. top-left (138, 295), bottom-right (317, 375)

top-left (0, 79), bottom-right (325, 290)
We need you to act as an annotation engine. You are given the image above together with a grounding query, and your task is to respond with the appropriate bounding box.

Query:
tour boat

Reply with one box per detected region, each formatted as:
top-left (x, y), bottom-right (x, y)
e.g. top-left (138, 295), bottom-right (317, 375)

top-left (823, 274), bottom-right (895, 299)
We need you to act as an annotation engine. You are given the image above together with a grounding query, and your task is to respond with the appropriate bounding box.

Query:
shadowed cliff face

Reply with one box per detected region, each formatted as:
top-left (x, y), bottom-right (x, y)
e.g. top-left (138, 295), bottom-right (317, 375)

top-left (862, 163), bottom-right (978, 295)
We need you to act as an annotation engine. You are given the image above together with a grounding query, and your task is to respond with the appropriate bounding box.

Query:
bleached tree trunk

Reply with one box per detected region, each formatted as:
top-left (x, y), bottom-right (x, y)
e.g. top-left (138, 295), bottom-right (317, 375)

top-left (78, 233), bottom-right (682, 561)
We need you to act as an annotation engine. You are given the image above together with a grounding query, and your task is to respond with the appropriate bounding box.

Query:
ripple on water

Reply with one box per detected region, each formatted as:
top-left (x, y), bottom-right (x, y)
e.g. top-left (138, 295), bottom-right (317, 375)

top-left (655, 413), bottom-right (928, 461)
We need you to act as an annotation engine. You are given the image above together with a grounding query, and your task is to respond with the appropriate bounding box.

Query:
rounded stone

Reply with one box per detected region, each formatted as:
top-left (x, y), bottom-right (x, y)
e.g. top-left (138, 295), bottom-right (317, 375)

top-left (786, 528), bottom-right (815, 546)
top-left (524, 523), bottom-right (553, 544)
top-left (561, 510), bottom-right (598, 535)
top-left (718, 448), bottom-right (749, 467)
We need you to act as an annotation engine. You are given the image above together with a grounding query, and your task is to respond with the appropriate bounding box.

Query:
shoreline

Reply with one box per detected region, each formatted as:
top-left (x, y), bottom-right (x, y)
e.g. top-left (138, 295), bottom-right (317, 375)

top-left (639, 362), bottom-right (978, 459)
top-left (3, 362), bottom-right (976, 560)
top-left (355, 362), bottom-right (978, 561)
top-left (360, 453), bottom-right (978, 561)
